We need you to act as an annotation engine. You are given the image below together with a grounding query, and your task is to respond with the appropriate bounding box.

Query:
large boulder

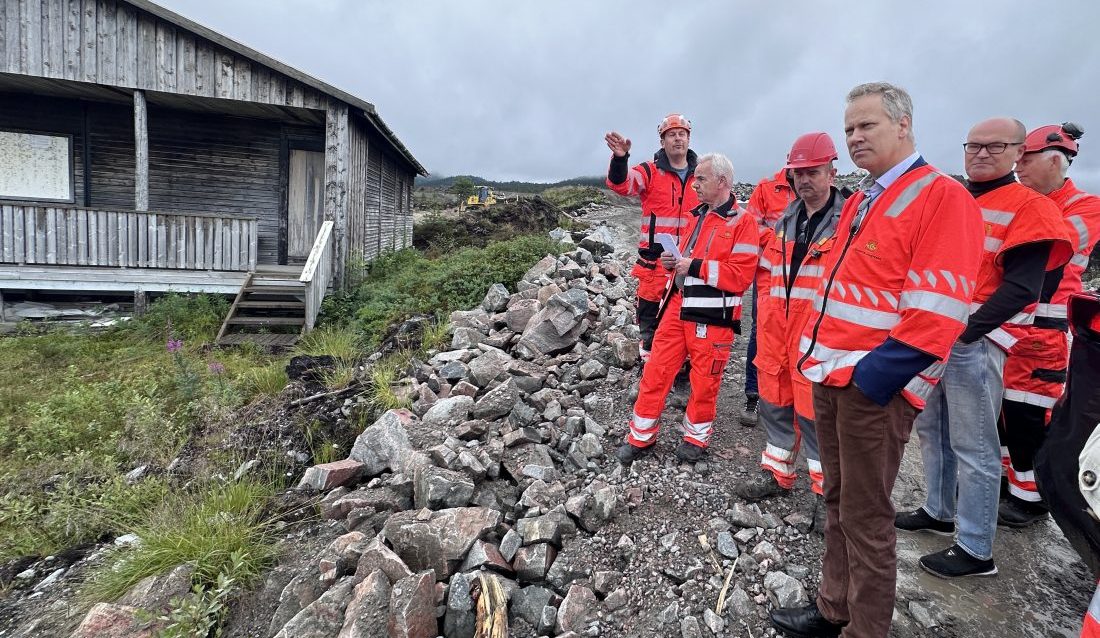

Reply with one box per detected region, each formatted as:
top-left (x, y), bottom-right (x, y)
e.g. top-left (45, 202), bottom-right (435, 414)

top-left (557, 584), bottom-right (598, 633)
top-left (481, 283), bottom-right (511, 313)
top-left (348, 410), bottom-right (418, 477)
top-left (579, 226), bottom-right (616, 254)
top-left (337, 570), bottom-right (391, 638)
top-left (388, 571), bottom-right (437, 638)
top-left (468, 347), bottom-right (514, 388)
top-left (422, 395), bottom-right (474, 428)
top-left (515, 288), bottom-right (591, 357)
top-left (505, 298), bottom-right (542, 333)
top-left (472, 378), bottom-right (519, 420)
top-left (273, 577), bottom-right (355, 638)
top-left (413, 465), bottom-right (475, 510)
top-left (522, 255), bottom-right (559, 282)
top-left (381, 507), bottom-right (503, 580)
top-left (70, 604), bottom-right (156, 638)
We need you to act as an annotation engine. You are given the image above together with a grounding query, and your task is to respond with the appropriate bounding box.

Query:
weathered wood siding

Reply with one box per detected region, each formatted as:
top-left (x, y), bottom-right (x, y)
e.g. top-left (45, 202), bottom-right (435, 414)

top-left (343, 113), bottom-right (415, 271)
top-left (0, 0), bottom-right (330, 110)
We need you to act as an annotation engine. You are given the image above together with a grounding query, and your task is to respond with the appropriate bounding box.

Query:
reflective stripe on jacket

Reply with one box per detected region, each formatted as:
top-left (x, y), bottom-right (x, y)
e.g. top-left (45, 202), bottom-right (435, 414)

top-left (798, 163), bottom-right (984, 409)
top-left (973, 182), bottom-right (1073, 351)
top-left (658, 198), bottom-right (759, 329)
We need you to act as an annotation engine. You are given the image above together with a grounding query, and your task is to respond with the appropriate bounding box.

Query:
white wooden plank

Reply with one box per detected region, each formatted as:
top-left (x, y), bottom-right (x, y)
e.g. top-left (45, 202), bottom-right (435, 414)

top-left (114, 0), bottom-right (135, 86)
top-left (194, 216), bottom-right (205, 268)
top-left (133, 90), bottom-right (148, 210)
top-left (230, 218), bottom-right (240, 270)
top-left (248, 219), bottom-right (258, 270)
top-left (213, 217), bottom-right (222, 269)
top-left (1, 206), bottom-right (12, 263)
top-left (116, 210), bottom-right (127, 266)
top-left (175, 217), bottom-right (186, 268)
top-left (80, 0), bottom-right (96, 82)
top-left (137, 211), bottom-right (148, 267)
top-left (77, 208), bottom-right (87, 265)
top-left (156, 216), bottom-right (167, 268)
top-left (96, 0), bottom-right (114, 85)
top-left (13, 207), bottom-right (25, 263)
top-left (129, 212), bottom-right (138, 267)
top-left (25, 0), bottom-right (43, 75)
top-left (106, 210), bottom-right (118, 266)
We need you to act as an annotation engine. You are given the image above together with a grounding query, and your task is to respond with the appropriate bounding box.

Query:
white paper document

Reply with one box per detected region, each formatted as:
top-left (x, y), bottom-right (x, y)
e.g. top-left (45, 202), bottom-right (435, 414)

top-left (655, 233), bottom-right (682, 260)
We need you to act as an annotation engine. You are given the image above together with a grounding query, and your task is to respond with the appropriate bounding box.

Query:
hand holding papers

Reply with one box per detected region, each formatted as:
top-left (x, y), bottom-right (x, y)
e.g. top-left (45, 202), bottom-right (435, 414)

top-left (656, 233), bottom-right (682, 260)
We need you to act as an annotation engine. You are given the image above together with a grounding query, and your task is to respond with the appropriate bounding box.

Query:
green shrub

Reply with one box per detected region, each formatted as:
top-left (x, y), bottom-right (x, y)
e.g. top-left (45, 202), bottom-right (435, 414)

top-left (83, 477), bottom-right (280, 603)
top-left (326, 235), bottom-right (559, 345)
top-left (128, 293), bottom-right (231, 343)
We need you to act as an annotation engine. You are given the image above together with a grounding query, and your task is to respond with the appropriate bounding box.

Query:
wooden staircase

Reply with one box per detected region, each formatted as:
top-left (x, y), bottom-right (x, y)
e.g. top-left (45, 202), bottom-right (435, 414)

top-left (216, 266), bottom-right (307, 347)
top-left (216, 221), bottom-right (336, 348)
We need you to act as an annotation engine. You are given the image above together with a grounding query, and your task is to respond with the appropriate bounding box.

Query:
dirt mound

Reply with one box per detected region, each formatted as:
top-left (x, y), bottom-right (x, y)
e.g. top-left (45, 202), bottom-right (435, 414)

top-left (414, 197), bottom-right (561, 252)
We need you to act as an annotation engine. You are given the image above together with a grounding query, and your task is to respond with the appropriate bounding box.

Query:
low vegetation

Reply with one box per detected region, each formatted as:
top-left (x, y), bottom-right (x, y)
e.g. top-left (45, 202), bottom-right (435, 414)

top-left (325, 234), bottom-right (562, 342)
top-left (540, 185), bottom-right (607, 212)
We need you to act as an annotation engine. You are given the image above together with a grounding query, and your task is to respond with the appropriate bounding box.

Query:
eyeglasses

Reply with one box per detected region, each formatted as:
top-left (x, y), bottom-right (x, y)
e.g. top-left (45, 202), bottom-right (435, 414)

top-left (962, 142), bottom-right (1024, 155)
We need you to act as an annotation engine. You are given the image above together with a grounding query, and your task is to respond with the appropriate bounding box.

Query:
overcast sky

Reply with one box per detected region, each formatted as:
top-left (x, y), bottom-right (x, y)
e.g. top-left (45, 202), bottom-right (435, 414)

top-left (159, 0), bottom-right (1100, 189)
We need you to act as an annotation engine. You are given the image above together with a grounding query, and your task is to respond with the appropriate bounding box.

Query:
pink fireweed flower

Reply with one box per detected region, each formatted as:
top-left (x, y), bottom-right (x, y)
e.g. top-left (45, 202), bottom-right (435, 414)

top-left (208, 361), bottom-right (226, 375)
top-left (166, 338), bottom-right (183, 353)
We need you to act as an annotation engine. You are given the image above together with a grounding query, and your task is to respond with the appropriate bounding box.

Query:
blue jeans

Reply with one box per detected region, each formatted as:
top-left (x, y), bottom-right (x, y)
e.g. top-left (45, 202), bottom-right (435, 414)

top-left (745, 283), bottom-right (758, 396)
top-left (914, 338), bottom-right (1006, 560)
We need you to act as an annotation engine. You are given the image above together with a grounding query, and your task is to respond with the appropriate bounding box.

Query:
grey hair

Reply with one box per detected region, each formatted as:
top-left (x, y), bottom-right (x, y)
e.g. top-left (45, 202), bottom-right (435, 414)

top-left (1042, 148), bottom-right (1071, 178)
top-left (847, 82), bottom-right (915, 142)
top-left (697, 152), bottom-right (735, 184)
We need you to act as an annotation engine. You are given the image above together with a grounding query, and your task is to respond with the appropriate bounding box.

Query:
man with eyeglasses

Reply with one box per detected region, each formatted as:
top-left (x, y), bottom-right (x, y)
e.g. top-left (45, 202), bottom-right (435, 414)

top-left (896, 118), bottom-right (1072, 579)
top-left (997, 122), bottom-right (1100, 527)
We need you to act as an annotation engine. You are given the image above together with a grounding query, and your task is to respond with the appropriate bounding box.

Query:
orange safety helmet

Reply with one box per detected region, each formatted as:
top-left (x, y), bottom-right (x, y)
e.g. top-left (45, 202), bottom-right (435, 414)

top-left (784, 132), bottom-right (839, 169)
top-left (658, 113), bottom-right (692, 137)
top-left (1023, 122), bottom-right (1084, 157)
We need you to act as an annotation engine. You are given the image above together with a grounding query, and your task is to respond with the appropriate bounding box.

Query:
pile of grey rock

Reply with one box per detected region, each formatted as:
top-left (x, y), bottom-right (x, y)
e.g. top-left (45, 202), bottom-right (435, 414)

top-left (263, 244), bottom-right (648, 637)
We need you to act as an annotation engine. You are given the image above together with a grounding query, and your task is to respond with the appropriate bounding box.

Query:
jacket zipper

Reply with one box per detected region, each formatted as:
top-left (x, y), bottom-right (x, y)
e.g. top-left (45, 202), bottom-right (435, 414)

top-left (797, 199), bottom-right (869, 371)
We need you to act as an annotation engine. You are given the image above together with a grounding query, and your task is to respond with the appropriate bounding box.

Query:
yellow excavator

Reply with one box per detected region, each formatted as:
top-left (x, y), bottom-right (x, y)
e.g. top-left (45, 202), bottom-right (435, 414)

top-left (464, 185), bottom-right (498, 209)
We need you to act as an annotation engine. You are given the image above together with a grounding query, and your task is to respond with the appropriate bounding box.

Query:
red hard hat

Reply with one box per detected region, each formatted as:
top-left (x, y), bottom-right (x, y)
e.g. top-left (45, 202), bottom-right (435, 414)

top-left (658, 113), bottom-right (692, 137)
top-left (785, 132), bottom-right (838, 169)
top-left (1023, 122), bottom-right (1084, 156)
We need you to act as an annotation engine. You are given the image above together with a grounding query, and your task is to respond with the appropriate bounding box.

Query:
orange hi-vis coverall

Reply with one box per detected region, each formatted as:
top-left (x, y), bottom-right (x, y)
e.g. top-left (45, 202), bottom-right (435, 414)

top-left (755, 189), bottom-right (846, 494)
top-left (627, 197), bottom-right (759, 449)
top-left (606, 149), bottom-right (700, 351)
top-left (745, 169), bottom-right (796, 230)
top-left (1001, 178), bottom-right (1100, 502)
top-left (798, 164), bottom-right (984, 409)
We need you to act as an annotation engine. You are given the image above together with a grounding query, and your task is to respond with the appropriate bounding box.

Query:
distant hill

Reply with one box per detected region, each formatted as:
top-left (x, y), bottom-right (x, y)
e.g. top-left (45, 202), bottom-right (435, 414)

top-left (416, 174), bottom-right (606, 193)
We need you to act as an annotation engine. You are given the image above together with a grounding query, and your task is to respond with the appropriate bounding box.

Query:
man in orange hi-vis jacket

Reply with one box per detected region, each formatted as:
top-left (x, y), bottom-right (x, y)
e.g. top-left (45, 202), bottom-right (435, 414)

top-left (770, 82), bottom-right (984, 638)
top-left (615, 153), bottom-right (758, 465)
top-left (605, 114), bottom-right (700, 362)
top-left (739, 167), bottom-right (797, 426)
top-left (896, 117), bottom-right (1072, 580)
top-left (999, 122), bottom-right (1100, 528)
top-left (737, 132), bottom-right (847, 538)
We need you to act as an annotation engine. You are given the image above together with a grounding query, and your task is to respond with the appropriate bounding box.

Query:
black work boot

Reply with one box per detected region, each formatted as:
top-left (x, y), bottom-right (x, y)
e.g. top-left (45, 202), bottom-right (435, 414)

top-left (736, 469), bottom-right (789, 502)
top-left (615, 443), bottom-right (653, 465)
top-left (811, 495), bottom-right (827, 535)
top-left (739, 393), bottom-right (759, 427)
top-left (769, 602), bottom-right (845, 638)
top-left (895, 508), bottom-right (956, 535)
top-left (997, 494), bottom-right (1049, 528)
top-left (674, 440), bottom-right (707, 463)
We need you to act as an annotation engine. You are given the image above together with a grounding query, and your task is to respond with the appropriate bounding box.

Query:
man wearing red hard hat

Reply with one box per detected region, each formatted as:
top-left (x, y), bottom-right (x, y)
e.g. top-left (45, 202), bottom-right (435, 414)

top-left (605, 115), bottom-right (700, 363)
top-left (998, 122), bottom-right (1100, 527)
top-left (736, 132), bottom-right (847, 536)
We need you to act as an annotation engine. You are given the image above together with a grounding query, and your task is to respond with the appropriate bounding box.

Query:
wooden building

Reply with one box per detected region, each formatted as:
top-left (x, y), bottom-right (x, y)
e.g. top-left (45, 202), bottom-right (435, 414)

top-left (0, 0), bottom-right (426, 342)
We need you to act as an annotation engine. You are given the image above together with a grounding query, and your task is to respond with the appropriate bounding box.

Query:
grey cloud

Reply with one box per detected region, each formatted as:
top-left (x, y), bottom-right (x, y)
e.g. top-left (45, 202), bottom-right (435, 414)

top-left (161, 0), bottom-right (1100, 190)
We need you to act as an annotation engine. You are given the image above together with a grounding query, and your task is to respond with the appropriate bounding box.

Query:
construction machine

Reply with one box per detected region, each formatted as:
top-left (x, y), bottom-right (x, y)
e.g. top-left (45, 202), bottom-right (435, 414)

top-left (464, 185), bottom-right (498, 209)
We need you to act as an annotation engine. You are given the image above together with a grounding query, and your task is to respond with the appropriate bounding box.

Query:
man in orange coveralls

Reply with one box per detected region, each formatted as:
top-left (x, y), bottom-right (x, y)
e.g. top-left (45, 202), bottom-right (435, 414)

top-left (615, 152), bottom-right (760, 464)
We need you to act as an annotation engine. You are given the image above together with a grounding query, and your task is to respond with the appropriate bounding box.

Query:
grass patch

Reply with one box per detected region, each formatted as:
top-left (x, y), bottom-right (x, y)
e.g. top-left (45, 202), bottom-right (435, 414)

top-left (0, 294), bottom-right (282, 562)
top-left (83, 477), bottom-right (280, 603)
top-left (294, 326), bottom-right (362, 362)
top-left (540, 185), bottom-right (607, 212)
top-left (238, 362), bottom-right (289, 400)
top-left (367, 353), bottom-right (411, 412)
